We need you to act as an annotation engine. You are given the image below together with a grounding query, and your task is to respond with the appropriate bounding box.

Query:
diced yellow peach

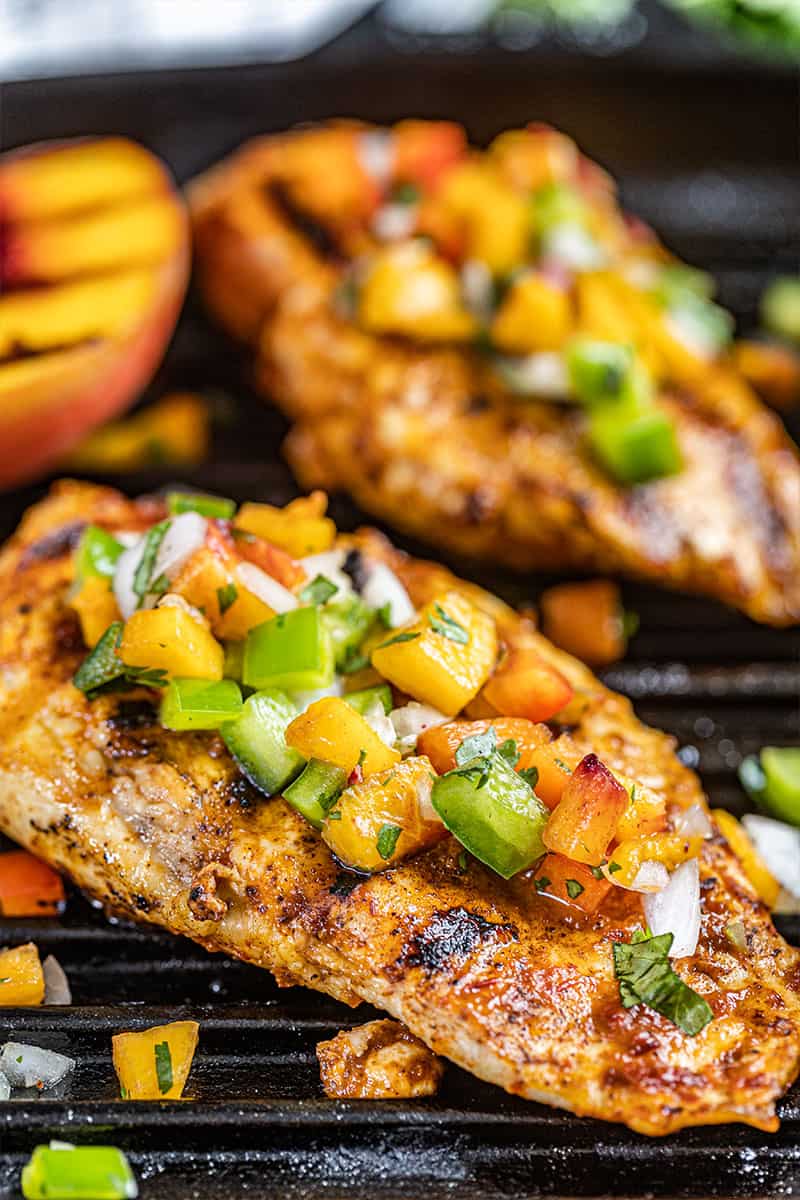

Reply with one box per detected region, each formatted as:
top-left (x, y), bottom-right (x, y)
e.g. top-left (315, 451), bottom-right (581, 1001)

top-left (171, 548), bottom-right (274, 640)
top-left (371, 590), bottom-right (497, 717)
top-left (607, 833), bottom-right (704, 888)
top-left (63, 394), bottom-right (208, 475)
top-left (490, 272), bottom-right (572, 353)
top-left (234, 492), bottom-right (335, 557)
top-left (322, 756), bottom-right (445, 872)
top-left (0, 943), bottom-right (45, 1006)
top-left (358, 241), bottom-right (477, 342)
top-left (437, 162), bottom-right (529, 275)
top-left (613, 776), bottom-right (667, 841)
top-left (119, 606), bottom-right (223, 681)
top-left (712, 809), bottom-right (780, 908)
top-left (112, 1020), bottom-right (199, 1100)
top-left (285, 697), bottom-right (400, 777)
top-left (71, 576), bottom-right (121, 648)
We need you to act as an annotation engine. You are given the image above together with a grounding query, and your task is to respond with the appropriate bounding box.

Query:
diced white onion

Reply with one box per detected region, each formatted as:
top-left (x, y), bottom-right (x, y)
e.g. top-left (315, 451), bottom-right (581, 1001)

top-left (0, 1072), bottom-right (9, 1101)
top-left (461, 259), bottom-right (494, 321)
top-left (674, 803), bottom-right (713, 839)
top-left (290, 679), bottom-right (344, 713)
top-left (742, 814), bottom-right (800, 898)
top-left (43, 955), bottom-right (72, 1006)
top-left (643, 858), bottom-right (701, 958)
top-left (372, 203), bottom-right (418, 241)
top-left (113, 513), bottom-right (206, 618)
top-left (0, 1042), bottom-right (75, 1090)
top-left (542, 223), bottom-right (606, 271)
top-left (364, 701), bottom-right (398, 748)
top-left (152, 512), bottom-right (206, 583)
top-left (626, 860), bottom-right (670, 894)
top-left (357, 130), bottom-right (395, 184)
top-left (113, 541), bottom-right (145, 619)
top-left (300, 550), bottom-right (354, 597)
top-left (235, 562), bottom-right (297, 614)
top-left (360, 561), bottom-right (415, 628)
top-left (390, 702), bottom-right (449, 752)
top-left (495, 352), bottom-right (571, 400)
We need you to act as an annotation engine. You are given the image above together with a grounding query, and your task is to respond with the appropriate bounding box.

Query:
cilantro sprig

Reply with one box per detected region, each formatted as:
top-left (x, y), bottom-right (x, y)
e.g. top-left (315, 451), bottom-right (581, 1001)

top-left (613, 930), bottom-right (713, 1037)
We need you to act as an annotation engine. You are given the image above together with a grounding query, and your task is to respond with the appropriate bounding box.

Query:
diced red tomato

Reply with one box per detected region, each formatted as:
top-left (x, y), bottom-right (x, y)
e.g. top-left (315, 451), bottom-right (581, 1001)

top-left (393, 121), bottom-right (467, 191)
top-left (417, 717), bottom-right (551, 775)
top-left (543, 753), bottom-right (629, 866)
top-left (481, 644), bottom-right (573, 723)
top-left (531, 853), bottom-right (612, 915)
top-left (0, 850), bottom-right (65, 918)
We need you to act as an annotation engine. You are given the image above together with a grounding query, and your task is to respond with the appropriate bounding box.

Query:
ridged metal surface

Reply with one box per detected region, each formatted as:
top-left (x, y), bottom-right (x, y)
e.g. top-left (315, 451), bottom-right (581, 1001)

top-left (2, 46), bottom-right (799, 1200)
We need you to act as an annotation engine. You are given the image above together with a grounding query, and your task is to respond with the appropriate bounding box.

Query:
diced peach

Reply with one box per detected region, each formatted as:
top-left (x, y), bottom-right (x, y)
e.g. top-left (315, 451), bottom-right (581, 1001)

top-left (358, 241), bottom-right (477, 342)
top-left (607, 833), bottom-right (704, 888)
top-left (63, 393), bottom-right (208, 475)
top-left (481, 644), bottom-right (573, 723)
top-left (71, 575), bottom-right (121, 649)
top-left (539, 580), bottom-right (626, 668)
top-left (490, 125), bottom-right (578, 192)
top-left (417, 717), bottom-right (550, 775)
top-left (531, 853), bottom-right (612, 914)
top-left (321, 756), bottom-right (445, 872)
top-left (372, 590), bottom-right (497, 717)
top-left (236, 489), bottom-right (335, 559)
top-left (119, 606), bottom-right (223, 682)
top-left (112, 1020), bottom-right (199, 1100)
top-left (543, 753), bottom-right (629, 865)
top-left (277, 125), bottom-right (381, 223)
top-left (0, 943), bottom-right (45, 1006)
top-left (286, 697), bottom-right (400, 777)
top-left (732, 339), bottom-right (800, 411)
top-left (490, 272), bottom-right (572, 354)
top-left (712, 810), bottom-right (780, 908)
top-left (614, 777), bottom-right (667, 841)
top-left (171, 546), bottom-right (274, 641)
top-left (0, 851), bottom-right (65, 918)
top-left (393, 121), bottom-right (467, 190)
top-left (523, 734), bottom-right (582, 810)
top-left (435, 161), bottom-right (530, 275)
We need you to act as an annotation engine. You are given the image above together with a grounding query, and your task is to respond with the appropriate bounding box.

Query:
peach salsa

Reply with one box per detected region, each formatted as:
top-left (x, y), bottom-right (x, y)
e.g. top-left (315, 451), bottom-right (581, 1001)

top-left (70, 488), bottom-right (716, 1026)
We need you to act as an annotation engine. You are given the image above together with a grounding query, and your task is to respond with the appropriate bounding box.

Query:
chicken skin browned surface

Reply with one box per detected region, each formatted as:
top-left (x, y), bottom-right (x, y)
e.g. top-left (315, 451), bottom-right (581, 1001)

top-left (190, 122), bottom-right (800, 626)
top-left (317, 1019), bottom-right (444, 1099)
top-left (0, 482), bottom-right (799, 1135)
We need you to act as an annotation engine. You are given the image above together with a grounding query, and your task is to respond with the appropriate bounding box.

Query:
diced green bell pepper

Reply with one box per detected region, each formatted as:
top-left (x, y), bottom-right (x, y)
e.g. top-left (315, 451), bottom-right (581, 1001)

top-left (320, 595), bottom-right (376, 671)
top-left (431, 752), bottom-right (549, 879)
top-left (74, 525), bottom-right (124, 582)
top-left (160, 677), bottom-right (243, 731)
top-left (760, 276), bottom-right (800, 343)
top-left (22, 1144), bottom-right (138, 1200)
top-left (740, 747), bottom-right (800, 827)
top-left (243, 608), bottom-right (334, 692)
top-left (566, 339), bottom-right (641, 408)
top-left (283, 759), bottom-right (348, 829)
top-left (667, 291), bottom-right (733, 356)
top-left (222, 689), bottom-right (305, 796)
top-left (589, 403), bottom-right (682, 485)
top-left (653, 263), bottom-right (715, 306)
top-left (166, 491), bottom-right (237, 519)
top-left (344, 684), bottom-right (393, 716)
top-left (531, 182), bottom-right (586, 233)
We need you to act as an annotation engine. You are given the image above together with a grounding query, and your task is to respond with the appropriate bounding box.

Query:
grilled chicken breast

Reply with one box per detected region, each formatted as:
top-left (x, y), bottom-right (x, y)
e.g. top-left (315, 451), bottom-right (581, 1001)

top-left (1, 482), bottom-right (799, 1135)
top-left (190, 122), bottom-right (800, 625)
top-left (317, 1019), bottom-right (444, 1099)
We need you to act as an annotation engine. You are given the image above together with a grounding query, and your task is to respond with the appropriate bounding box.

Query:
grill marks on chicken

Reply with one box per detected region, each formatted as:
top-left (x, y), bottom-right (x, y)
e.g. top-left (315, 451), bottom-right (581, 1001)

top-left (0, 483), bottom-right (799, 1135)
top-left (189, 124), bottom-right (800, 625)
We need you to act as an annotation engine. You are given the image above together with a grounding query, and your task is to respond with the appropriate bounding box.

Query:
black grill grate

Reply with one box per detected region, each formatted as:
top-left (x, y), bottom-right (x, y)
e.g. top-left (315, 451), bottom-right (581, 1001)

top-left (2, 43), bottom-right (800, 1200)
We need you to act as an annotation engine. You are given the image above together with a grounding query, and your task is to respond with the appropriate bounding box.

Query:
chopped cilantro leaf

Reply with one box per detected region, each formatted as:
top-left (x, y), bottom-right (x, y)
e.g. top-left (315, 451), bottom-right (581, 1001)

top-left (565, 879), bottom-right (585, 900)
top-left (497, 738), bottom-right (520, 768)
top-left (607, 860), bottom-right (622, 875)
top-left (377, 602), bottom-right (393, 628)
top-left (612, 931), bottom-right (713, 1036)
top-left (534, 876), bottom-right (551, 892)
top-left (132, 520), bottom-right (170, 604)
top-left (455, 727), bottom-right (497, 766)
top-left (217, 583), bottom-right (238, 614)
top-left (518, 766), bottom-right (539, 791)
top-left (376, 823), bottom-right (402, 861)
top-left (73, 622), bottom-right (168, 699)
top-left (154, 1041), bottom-right (173, 1094)
top-left (341, 648), bottom-right (370, 675)
top-left (428, 603), bottom-right (469, 645)
top-left (300, 574), bottom-right (339, 606)
top-left (376, 631), bottom-right (420, 650)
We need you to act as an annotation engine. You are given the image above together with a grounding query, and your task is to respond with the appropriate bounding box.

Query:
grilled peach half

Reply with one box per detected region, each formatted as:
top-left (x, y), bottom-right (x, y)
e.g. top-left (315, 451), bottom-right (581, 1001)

top-left (0, 137), bottom-right (189, 489)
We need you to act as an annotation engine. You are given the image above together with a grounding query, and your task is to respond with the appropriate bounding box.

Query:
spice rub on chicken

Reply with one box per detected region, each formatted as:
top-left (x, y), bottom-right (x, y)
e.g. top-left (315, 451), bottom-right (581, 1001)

top-left (317, 1019), bottom-right (444, 1099)
top-left (0, 480), bottom-right (798, 1136)
top-left (190, 121), bottom-right (800, 626)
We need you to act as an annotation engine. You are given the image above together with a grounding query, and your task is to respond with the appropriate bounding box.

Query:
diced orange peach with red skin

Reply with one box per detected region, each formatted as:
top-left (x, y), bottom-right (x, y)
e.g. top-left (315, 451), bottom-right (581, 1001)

top-left (614, 778), bottom-right (667, 841)
top-left (417, 717), bottom-right (550, 776)
top-left (277, 126), bottom-right (381, 223)
top-left (234, 530), bottom-right (307, 590)
top-left (490, 124), bottom-right (578, 192)
top-left (539, 580), bottom-right (625, 668)
top-left (531, 853), bottom-right (612, 915)
top-left (543, 753), bottom-right (629, 866)
top-left (608, 833), bottom-right (704, 888)
top-left (523, 734), bottom-right (582, 811)
top-left (0, 850), bottom-right (65, 918)
top-left (171, 545), bottom-right (274, 640)
top-left (0, 943), bottom-right (45, 1006)
top-left (393, 121), bottom-right (467, 190)
top-left (481, 644), bottom-right (573, 723)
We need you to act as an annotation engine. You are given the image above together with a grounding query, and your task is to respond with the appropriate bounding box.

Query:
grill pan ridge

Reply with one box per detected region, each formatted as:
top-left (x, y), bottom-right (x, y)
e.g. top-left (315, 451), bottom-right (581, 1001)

top-left (2, 46), bottom-right (800, 1199)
